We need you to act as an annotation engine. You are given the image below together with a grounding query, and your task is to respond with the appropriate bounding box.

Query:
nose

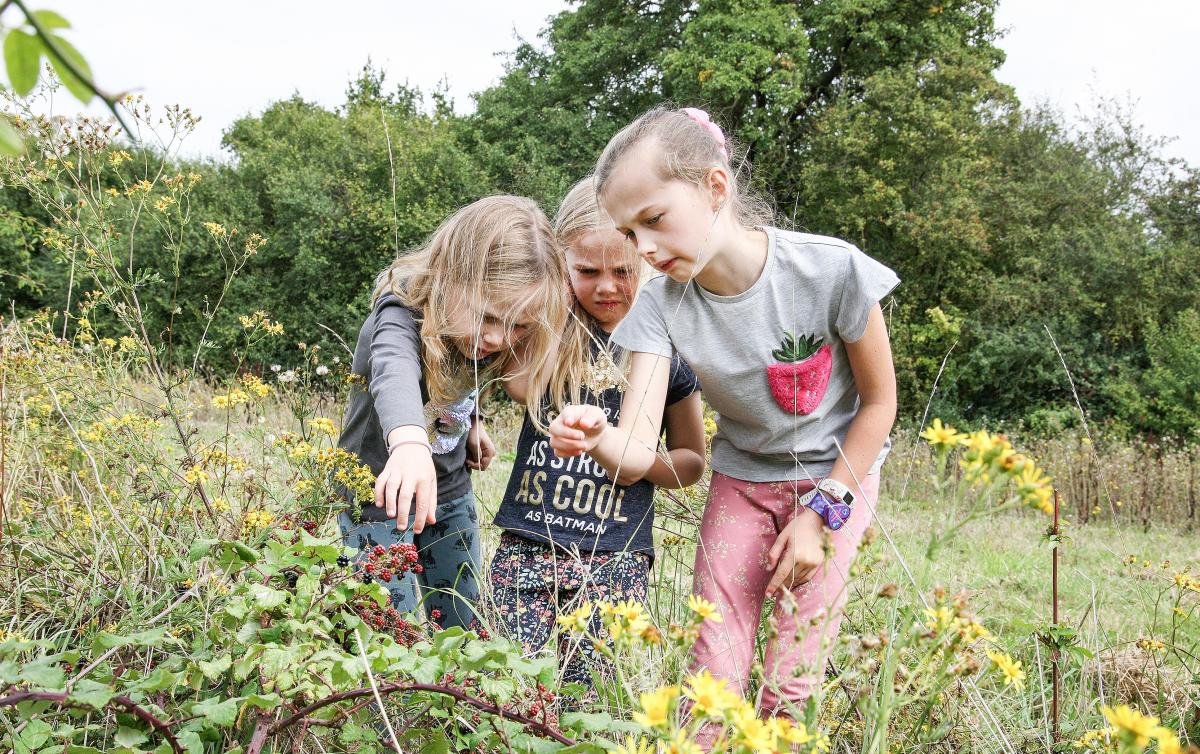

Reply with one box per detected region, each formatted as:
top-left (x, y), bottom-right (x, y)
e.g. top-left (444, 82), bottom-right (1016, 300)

top-left (481, 325), bottom-right (504, 349)
top-left (596, 274), bottom-right (617, 295)
top-left (636, 235), bottom-right (656, 258)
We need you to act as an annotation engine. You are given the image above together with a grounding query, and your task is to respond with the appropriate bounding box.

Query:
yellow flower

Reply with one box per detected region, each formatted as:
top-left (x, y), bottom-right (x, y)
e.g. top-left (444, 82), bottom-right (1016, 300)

top-left (153, 195), bottom-right (175, 212)
top-left (211, 497), bottom-right (230, 512)
top-left (730, 704), bottom-right (773, 751)
top-left (987, 651), bottom-right (1026, 690)
top-left (687, 594), bottom-right (723, 623)
top-left (683, 670), bottom-right (742, 718)
top-left (924, 605), bottom-right (954, 631)
top-left (212, 394), bottom-right (230, 408)
top-left (556, 602), bottom-right (593, 633)
top-left (204, 221), bottom-right (227, 239)
top-left (108, 150), bottom-right (131, 167)
top-left (1155, 728), bottom-right (1182, 754)
top-left (613, 736), bottom-right (655, 754)
top-left (920, 418), bottom-right (967, 451)
top-left (242, 508), bottom-right (274, 531)
top-left (1101, 705), bottom-right (1159, 749)
top-left (184, 465), bottom-right (209, 485)
top-left (310, 417), bottom-right (337, 437)
top-left (663, 730), bottom-right (703, 754)
top-left (632, 685), bottom-right (678, 728)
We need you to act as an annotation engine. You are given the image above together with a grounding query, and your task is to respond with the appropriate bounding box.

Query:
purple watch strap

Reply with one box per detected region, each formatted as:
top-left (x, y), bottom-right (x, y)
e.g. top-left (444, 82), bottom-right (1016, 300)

top-left (806, 490), bottom-right (852, 531)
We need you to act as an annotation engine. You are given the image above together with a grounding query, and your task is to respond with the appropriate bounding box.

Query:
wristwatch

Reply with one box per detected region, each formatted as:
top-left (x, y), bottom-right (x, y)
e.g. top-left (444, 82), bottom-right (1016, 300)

top-left (816, 478), bottom-right (856, 508)
top-left (799, 479), bottom-right (856, 531)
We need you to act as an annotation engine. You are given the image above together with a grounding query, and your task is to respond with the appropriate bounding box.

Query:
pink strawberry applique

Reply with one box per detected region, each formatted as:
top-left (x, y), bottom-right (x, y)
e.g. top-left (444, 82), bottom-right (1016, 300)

top-left (766, 331), bottom-right (832, 415)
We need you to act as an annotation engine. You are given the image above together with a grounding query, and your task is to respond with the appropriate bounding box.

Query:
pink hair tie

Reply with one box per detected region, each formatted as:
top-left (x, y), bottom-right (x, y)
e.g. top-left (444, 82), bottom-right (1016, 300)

top-left (681, 107), bottom-right (729, 161)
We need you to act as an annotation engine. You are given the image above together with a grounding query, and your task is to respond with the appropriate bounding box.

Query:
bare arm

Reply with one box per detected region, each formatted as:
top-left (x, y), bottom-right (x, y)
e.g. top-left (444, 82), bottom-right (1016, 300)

top-left (642, 391), bottom-right (706, 489)
top-left (826, 304), bottom-right (897, 492)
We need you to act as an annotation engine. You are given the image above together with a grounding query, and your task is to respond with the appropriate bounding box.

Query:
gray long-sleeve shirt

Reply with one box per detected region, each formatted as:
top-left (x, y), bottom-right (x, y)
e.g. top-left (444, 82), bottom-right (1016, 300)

top-left (338, 294), bottom-right (473, 522)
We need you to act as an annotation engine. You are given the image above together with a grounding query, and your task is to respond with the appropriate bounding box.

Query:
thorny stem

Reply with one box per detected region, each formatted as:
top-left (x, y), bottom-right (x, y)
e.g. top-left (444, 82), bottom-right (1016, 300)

top-left (0, 691), bottom-right (185, 754)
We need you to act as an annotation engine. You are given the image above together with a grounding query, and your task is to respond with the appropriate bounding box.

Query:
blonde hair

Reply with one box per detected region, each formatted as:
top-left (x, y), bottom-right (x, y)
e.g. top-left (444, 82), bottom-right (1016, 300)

top-left (373, 195), bottom-right (576, 424)
top-left (553, 176), bottom-right (646, 389)
top-left (594, 105), bottom-right (773, 228)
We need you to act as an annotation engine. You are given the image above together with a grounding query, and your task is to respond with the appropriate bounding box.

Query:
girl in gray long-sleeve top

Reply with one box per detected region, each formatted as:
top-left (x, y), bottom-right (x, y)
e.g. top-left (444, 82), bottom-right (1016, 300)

top-left (337, 195), bottom-right (582, 629)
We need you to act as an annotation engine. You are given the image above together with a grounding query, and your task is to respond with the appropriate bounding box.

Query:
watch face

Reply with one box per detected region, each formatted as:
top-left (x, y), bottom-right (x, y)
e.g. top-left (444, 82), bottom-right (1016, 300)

top-left (843, 490), bottom-right (855, 506)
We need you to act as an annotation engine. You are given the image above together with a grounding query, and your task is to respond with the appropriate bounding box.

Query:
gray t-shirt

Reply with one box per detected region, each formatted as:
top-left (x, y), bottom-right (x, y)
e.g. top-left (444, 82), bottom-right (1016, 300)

top-left (338, 294), bottom-right (477, 522)
top-left (610, 227), bottom-right (900, 482)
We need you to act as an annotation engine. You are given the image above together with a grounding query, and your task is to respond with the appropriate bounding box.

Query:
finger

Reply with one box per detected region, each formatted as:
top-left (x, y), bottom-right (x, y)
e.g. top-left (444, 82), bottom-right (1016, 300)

top-left (422, 480), bottom-right (438, 526)
top-left (766, 530), bottom-right (789, 570)
top-left (765, 561), bottom-right (789, 598)
top-left (374, 470), bottom-right (388, 508)
top-left (393, 478), bottom-right (416, 531)
top-left (384, 474), bottom-right (403, 519)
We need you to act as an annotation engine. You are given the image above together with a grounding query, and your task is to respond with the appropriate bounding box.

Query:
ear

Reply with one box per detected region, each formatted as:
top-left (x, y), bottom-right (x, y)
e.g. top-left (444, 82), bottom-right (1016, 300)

top-left (705, 166), bottom-right (732, 212)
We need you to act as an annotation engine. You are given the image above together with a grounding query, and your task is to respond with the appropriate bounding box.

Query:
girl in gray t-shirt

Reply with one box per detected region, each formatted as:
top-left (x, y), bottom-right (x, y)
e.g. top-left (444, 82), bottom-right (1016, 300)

top-left (548, 107), bottom-right (899, 732)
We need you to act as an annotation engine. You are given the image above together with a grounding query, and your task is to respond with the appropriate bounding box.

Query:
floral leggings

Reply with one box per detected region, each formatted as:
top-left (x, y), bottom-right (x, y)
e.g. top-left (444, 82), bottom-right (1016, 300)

top-left (486, 532), bottom-right (650, 687)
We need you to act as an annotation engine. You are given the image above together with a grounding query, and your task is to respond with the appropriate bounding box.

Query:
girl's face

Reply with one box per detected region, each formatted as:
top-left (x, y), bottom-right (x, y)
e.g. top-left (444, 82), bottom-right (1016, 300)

top-left (601, 139), bottom-right (720, 284)
top-left (445, 289), bottom-right (539, 361)
top-left (566, 229), bottom-right (638, 332)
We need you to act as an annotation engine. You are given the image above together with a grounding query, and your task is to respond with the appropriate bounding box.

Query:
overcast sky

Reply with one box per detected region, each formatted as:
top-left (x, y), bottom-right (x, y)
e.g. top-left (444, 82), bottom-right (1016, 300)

top-left (25, 1), bottom-right (1200, 167)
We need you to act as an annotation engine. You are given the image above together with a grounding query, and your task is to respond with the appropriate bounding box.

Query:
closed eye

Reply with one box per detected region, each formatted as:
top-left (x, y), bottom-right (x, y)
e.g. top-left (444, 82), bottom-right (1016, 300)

top-left (645, 213), bottom-right (663, 226)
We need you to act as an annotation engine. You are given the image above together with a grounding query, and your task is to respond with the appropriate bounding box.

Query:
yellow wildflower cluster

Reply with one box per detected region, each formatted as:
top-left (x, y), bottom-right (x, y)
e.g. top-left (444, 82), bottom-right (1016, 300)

top-left (153, 195), bottom-right (175, 212)
top-left (921, 419), bottom-right (1056, 515)
top-left (201, 446), bottom-right (249, 472)
top-left (309, 417), bottom-right (337, 437)
top-left (1073, 705), bottom-right (1183, 753)
top-left (125, 179), bottom-right (152, 196)
top-left (600, 600), bottom-right (661, 645)
top-left (211, 389), bottom-right (250, 408)
top-left (212, 497), bottom-right (231, 512)
top-left (1135, 638), bottom-right (1166, 652)
top-left (108, 150), bottom-right (131, 167)
top-left (238, 310), bottom-right (285, 335)
top-left (243, 232), bottom-right (267, 255)
top-left (274, 434), bottom-right (374, 503)
top-left (184, 465), bottom-right (209, 485)
top-left (642, 671), bottom-right (830, 753)
top-left (80, 412), bottom-right (161, 445)
top-left (240, 373), bottom-right (271, 398)
top-left (243, 508), bottom-right (274, 532)
top-left (204, 221), bottom-right (227, 238)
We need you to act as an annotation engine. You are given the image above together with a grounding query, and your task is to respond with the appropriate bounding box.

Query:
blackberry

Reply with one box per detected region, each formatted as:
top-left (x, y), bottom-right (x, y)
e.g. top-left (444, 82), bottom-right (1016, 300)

top-left (336, 555), bottom-right (350, 567)
top-left (362, 574), bottom-right (374, 584)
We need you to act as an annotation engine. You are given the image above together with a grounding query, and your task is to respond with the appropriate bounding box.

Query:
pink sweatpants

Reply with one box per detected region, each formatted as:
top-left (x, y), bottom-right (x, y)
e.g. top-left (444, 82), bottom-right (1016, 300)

top-left (690, 471), bottom-right (879, 715)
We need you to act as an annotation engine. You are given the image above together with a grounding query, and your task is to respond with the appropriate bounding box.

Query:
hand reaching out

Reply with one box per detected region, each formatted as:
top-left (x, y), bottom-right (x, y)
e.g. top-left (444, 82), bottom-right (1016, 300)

top-left (374, 441), bottom-right (438, 532)
top-left (548, 404), bottom-right (608, 457)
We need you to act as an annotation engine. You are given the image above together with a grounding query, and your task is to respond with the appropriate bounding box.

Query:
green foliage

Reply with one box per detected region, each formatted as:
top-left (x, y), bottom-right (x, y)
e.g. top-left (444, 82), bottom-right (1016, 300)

top-left (1, 3), bottom-right (1199, 437)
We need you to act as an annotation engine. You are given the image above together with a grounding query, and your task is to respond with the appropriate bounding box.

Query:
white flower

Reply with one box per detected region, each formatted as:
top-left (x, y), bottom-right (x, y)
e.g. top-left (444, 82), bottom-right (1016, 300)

top-left (278, 370), bottom-right (297, 383)
top-left (270, 364), bottom-right (281, 372)
top-left (332, 356), bottom-right (341, 364)
top-left (315, 365), bottom-right (329, 376)
top-left (265, 434), bottom-right (276, 444)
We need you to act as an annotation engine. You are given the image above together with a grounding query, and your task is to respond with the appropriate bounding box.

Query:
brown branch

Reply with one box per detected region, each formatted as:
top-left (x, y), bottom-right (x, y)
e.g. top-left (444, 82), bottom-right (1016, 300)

top-left (270, 682), bottom-right (576, 746)
top-left (0, 690), bottom-right (185, 754)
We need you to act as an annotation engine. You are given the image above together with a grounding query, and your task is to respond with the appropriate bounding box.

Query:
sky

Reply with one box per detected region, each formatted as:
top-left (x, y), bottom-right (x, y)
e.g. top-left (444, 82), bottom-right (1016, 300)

top-left (20, 1), bottom-right (1200, 167)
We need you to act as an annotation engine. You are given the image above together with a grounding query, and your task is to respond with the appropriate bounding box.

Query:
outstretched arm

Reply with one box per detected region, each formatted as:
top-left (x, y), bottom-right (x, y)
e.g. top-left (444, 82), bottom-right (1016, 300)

top-left (549, 350), bottom-right (671, 484)
top-left (642, 391), bottom-right (706, 489)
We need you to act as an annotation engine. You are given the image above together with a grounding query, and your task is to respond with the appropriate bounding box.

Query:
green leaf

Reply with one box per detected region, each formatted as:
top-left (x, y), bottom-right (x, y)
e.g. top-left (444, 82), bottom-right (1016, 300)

top-left (134, 666), bottom-right (179, 692)
top-left (187, 539), bottom-right (217, 562)
top-left (13, 718), bottom-right (52, 753)
top-left (197, 654), bottom-right (231, 681)
top-left (248, 584), bottom-right (287, 610)
top-left (67, 678), bottom-right (116, 710)
top-left (31, 10), bottom-right (71, 30)
top-left (0, 116), bottom-right (23, 156)
top-left (478, 675), bottom-right (515, 703)
top-left (4, 29), bottom-right (43, 96)
top-left (418, 731), bottom-right (450, 754)
top-left (18, 661), bottom-right (65, 689)
top-left (177, 730), bottom-right (204, 754)
top-left (44, 34), bottom-right (92, 103)
top-left (92, 627), bottom-right (169, 652)
top-left (114, 726), bottom-right (149, 748)
top-left (243, 692), bottom-right (281, 710)
top-left (192, 696), bottom-right (241, 727)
